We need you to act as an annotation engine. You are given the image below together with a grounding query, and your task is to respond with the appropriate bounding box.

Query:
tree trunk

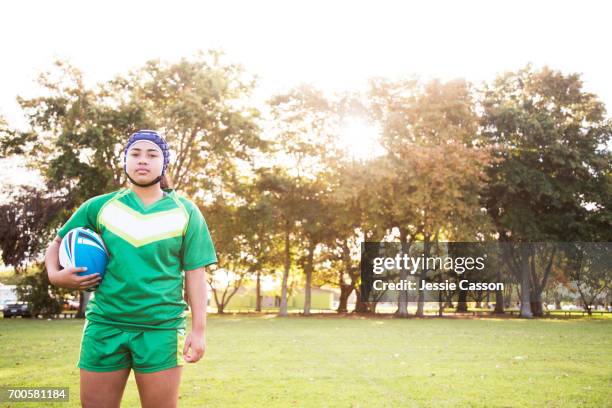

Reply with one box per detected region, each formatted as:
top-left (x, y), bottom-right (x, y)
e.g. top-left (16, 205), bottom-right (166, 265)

top-left (396, 270), bottom-right (409, 317)
top-left (494, 288), bottom-right (505, 314)
top-left (337, 284), bottom-right (353, 313)
top-left (415, 270), bottom-right (426, 317)
top-left (396, 231), bottom-right (410, 317)
top-left (338, 239), bottom-right (358, 313)
top-left (519, 244), bottom-right (533, 318)
top-left (303, 243), bottom-right (314, 315)
top-left (416, 236), bottom-right (431, 318)
top-left (76, 291), bottom-right (85, 318)
top-left (76, 291), bottom-right (92, 318)
top-left (279, 226), bottom-right (290, 317)
top-left (493, 268), bottom-right (505, 314)
top-left (256, 270), bottom-right (262, 312)
top-left (530, 294), bottom-right (543, 317)
top-left (504, 284), bottom-right (513, 309)
top-left (456, 289), bottom-right (468, 312)
top-left (528, 245), bottom-right (555, 318)
top-left (353, 287), bottom-right (371, 313)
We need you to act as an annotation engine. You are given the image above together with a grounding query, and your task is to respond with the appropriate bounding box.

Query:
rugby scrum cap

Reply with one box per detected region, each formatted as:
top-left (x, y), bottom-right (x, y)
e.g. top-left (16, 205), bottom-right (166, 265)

top-left (123, 130), bottom-right (171, 187)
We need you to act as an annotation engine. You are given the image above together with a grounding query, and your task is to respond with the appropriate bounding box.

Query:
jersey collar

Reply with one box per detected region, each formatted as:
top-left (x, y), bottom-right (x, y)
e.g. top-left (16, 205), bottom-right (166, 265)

top-left (128, 188), bottom-right (174, 211)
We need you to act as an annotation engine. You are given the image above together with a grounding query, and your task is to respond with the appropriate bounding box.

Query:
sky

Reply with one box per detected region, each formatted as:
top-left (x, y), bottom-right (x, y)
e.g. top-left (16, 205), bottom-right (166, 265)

top-left (0, 0), bottom-right (611, 180)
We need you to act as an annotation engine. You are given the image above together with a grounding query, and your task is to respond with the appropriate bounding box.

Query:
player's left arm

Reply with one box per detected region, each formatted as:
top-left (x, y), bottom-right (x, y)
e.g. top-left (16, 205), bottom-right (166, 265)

top-left (184, 266), bottom-right (207, 363)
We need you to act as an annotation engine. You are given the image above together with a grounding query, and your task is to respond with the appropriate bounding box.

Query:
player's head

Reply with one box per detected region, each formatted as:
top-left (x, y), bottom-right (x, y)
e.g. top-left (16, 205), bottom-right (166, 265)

top-left (123, 130), bottom-right (171, 188)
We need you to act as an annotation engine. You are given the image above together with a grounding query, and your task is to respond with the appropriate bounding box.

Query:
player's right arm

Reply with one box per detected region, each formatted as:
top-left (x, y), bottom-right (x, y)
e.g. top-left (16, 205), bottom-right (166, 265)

top-left (45, 235), bottom-right (101, 290)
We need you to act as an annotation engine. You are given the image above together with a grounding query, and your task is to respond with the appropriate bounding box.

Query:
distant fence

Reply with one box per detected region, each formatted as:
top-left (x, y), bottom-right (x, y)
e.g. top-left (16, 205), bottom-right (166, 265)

top-left (207, 307), bottom-right (611, 317)
top-left (4, 309), bottom-right (609, 319)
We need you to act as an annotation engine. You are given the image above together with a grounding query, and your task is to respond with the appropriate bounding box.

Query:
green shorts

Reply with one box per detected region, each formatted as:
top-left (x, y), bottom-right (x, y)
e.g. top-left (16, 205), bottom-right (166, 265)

top-left (78, 319), bottom-right (186, 373)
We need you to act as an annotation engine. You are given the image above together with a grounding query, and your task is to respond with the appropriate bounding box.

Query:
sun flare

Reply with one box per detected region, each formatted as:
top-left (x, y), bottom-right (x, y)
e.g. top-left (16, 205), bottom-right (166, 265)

top-left (338, 117), bottom-right (385, 161)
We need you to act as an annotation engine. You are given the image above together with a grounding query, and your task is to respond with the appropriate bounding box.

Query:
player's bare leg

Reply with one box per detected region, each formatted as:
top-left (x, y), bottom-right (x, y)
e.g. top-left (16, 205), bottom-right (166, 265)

top-left (80, 367), bottom-right (131, 408)
top-left (134, 366), bottom-right (183, 408)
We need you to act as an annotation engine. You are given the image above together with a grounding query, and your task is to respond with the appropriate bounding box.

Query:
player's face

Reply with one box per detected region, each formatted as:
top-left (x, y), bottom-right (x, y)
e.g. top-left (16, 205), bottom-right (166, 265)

top-left (125, 141), bottom-right (164, 184)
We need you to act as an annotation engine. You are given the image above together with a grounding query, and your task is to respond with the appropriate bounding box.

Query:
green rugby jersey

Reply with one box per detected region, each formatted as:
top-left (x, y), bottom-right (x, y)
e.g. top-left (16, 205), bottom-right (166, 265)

top-left (57, 187), bottom-right (217, 330)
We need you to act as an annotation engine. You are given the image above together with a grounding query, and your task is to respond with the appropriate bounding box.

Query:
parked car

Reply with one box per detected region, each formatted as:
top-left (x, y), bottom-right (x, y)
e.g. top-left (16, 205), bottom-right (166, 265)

top-left (2, 299), bottom-right (17, 307)
top-left (3, 301), bottom-right (32, 318)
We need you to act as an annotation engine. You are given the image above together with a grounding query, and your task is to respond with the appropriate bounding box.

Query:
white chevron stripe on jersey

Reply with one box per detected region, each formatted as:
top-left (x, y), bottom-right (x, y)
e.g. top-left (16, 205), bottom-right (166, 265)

top-left (98, 199), bottom-right (188, 247)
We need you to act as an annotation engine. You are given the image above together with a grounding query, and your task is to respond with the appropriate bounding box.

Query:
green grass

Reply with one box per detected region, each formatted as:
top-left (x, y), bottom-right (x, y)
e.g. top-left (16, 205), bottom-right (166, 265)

top-left (1, 315), bottom-right (611, 407)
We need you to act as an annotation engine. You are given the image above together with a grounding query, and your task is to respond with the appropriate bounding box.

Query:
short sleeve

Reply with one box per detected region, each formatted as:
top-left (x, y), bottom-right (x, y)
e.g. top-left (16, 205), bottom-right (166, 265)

top-left (181, 204), bottom-right (218, 271)
top-left (57, 198), bottom-right (97, 238)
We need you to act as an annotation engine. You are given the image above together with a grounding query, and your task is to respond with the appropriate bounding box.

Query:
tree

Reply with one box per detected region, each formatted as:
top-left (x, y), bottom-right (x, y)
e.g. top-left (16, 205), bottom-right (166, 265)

top-left (330, 157), bottom-right (388, 314)
top-left (254, 167), bottom-right (302, 316)
top-left (319, 191), bottom-right (364, 313)
top-left (0, 186), bottom-right (65, 273)
top-left (202, 196), bottom-right (244, 314)
top-left (481, 65), bottom-right (612, 317)
top-left (291, 170), bottom-right (344, 315)
top-left (565, 242), bottom-right (611, 315)
top-left (235, 183), bottom-right (282, 312)
top-left (266, 84), bottom-right (344, 315)
top-left (368, 78), bottom-right (492, 317)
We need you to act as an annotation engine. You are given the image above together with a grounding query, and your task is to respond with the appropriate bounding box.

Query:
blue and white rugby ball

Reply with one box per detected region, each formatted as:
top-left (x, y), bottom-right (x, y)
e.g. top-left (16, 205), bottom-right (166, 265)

top-left (59, 227), bottom-right (108, 292)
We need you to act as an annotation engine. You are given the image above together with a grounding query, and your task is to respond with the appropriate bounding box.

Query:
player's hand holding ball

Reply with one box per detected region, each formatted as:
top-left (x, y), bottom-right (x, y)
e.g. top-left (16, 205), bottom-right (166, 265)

top-left (57, 227), bottom-right (109, 292)
top-left (53, 265), bottom-right (101, 291)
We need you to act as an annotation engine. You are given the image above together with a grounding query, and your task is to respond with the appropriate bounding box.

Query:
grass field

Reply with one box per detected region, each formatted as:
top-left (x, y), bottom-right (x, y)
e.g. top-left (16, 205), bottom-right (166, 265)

top-left (1, 315), bottom-right (611, 407)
